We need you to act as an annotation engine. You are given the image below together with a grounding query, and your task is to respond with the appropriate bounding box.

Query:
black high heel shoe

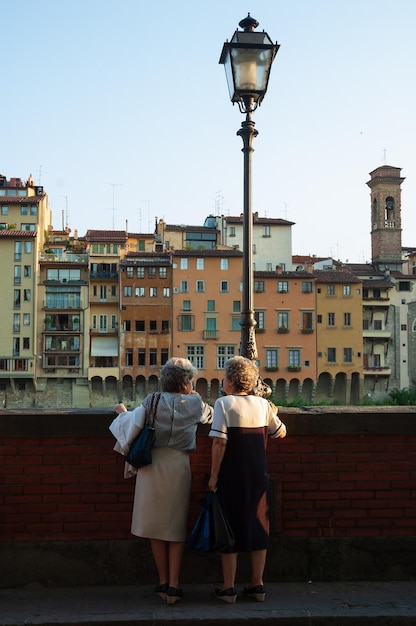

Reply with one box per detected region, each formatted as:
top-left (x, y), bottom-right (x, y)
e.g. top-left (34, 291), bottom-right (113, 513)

top-left (154, 583), bottom-right (169, 600)
top-left (215, 587), bottom-right (237, 604)
top-left (166, 586), bottom-right (183, 605)
top-left (243, 584), bottom-right (265, 602)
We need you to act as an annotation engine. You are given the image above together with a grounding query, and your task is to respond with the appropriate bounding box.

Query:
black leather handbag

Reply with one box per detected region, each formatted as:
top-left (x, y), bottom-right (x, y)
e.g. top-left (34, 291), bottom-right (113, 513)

top-left (125, 392), bottom-right (161, 469)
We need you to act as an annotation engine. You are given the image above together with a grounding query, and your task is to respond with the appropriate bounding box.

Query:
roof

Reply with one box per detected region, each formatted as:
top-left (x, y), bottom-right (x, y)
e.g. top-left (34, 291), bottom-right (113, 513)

top-left (164, 224), bottom-right (218, 233)
top-left (313, 270), bottom-right (362, 284)
top-left (0, 229), bottom-right (37, 238)
top-left (172, 248), bottom-right (243, 257)
top-left (226, 214), bottom-right (294, 226)
top-left (85, 230), bottom-right (128, 243)
top-left (254, 270), bottom-right (315, 279)
top-left (0, 194), bottom-right (45, 204)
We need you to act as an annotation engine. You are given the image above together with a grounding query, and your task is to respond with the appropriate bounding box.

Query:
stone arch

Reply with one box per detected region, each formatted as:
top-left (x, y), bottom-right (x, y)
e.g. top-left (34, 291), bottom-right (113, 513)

top-left (275, 378), bottom-right (287, 402)
top-left (195, 378), bottom-right (208, 401)
top-left (148, 375), bottom-right (159, 393)
top-left (333, 372), bottom-right (347, 403)
top-left (210, 378), bottom-right (221, 402)
top-left (302, 378), bottom-right (314, 402)
top-left (350, 371), bottom-right (362, 405)
top-left (287, 378), bottom-right (301, 402)
top-left (122, 375), bottom-right (133, 402)
top-left (316, 372), bottom-right (332, 401)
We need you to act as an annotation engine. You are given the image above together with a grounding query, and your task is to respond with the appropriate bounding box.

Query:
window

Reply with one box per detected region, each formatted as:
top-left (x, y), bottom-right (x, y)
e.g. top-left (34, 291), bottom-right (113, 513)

top-left (1, 205), bottom-right (8, 215)
top-left (30, 205), bottom-right (37, 216)
top-left (328, 312), bottom-right (335, 327)
top-left (229, 226), bottom-right (236, 237)
top-left (220, 258), bottom-right (228, 270)
top-left (317, 314), bottom-right (322, 323)
top-left (263, 225), bottom-right (271, 237)
top-left (207, 300), bottom-right (215, 311)
top-left (111, 285), bottom-right (117, 297)
top-left (183, 300), bottom-right (191, 311)
top-left (302, 311), bottom-right (313, 331)
top-left (13, 337), bottom-right (20, 356)
top-left (123, 320), bottom-right (131, 332)
top-left (138, 349), bottom-right (146, 366)
top-left (159, 267), bottom-right (167, 278)
top-left (24, 265), bottom-right (31, 277)
top-left (124, 286), bottom-right (132, 297)
top-left (149, 348), bottom-right (157, 365)
top-left (24, 241), bottom-right (32, 253)
top-left (138, 240), bottom-right (145, 251)
top-left (398, 281), bottom-right (411, 291)
top-left (373, 288), bottom-right (381, 298)
top-left (343, 285), bottom-right (351, 296)
top-left (254, 281), bottom-right (265, 293)
top-left (205, 317), bottom-right (217, 331)
top-left (196, 280), bottom-right (205, 293)
top-left (288, 349), bottom-right (300, 367)
top-left (100, 285), bottom-right (107, 300)
top-left (327, 284), bottom-right (335, 296)
top-left (220, 280), bottom-right (229, 293)
top-left (266, 263), bottom-right (273, 272)
top-left (161, 320), bottom-right (169, 333)
top-left (374, 319), bottom-right (383, 330)
top-left (163, 287), bottom-right (170, 297)
top-left (278, 281), bottom-right (288, 293)
top-left (126, 267), bottom-right (134, 278)
top-left (148, 267), bottom-right (156, 278)
top-left (217, 345), bottom-right (235, 369)
top-left (180, 258), bottom-right (188, 270)
top-left (180, 280), bottom-right (188, 293)
top-left (302, 281), bottom-right (313, 293)
top-left (99, 315), bottom-right (107, 331)
top-left (21, 223), bottom-right (36, 231)
top-left (233, 301), bottom-right (241, 312)
top-left (14, 266), bottom-right (21, 284)
top-left (255, 310), bottom-right (265, 330)
top-left (343, 348), bottom-right (353, 363)
top-left (135, 287), bottom-right (145, 297)
top-left (231, 316), bottom-right (241, 331)
top-left (266, 349), bottom-right (278, 368)
top-left (137, 267), bottom-right (145, 278)
top-left (125, 349), bottom-right (133, 366)
top-left (161, 348), bottom-right (169, 365)
top-left (149, 287), bottom-right (157, 297)
top-left (21, 205), bottom-right (28, 215)
top-left (179, 314), bottom-right (194, 331)
top-left (277, 311), bottom-right (289, 330)
top-left (149, 320), bottom-right (157, 331)
top-left (13, 313), bottom-right (20, 333)
top-left (23, 337), bottom-right (30, 350)
top-left (187, 345), bottom-right (204, 368)
top-left (23, 313), bottom-right (30, 326)
top-left (111, 315), bottom-right (117, 329)
top-left (196, 258), bottom-right (204, 270)
top-left (344, 312), bottom-right (351, 327)
top-left (327, 347), bottom-right (336, 363)
top-left (14, 242), bottom-right (22, 261)
top-left (136, 320), bottom-right (145, 332)
top-left (23, 289), bottom-right (31, 301)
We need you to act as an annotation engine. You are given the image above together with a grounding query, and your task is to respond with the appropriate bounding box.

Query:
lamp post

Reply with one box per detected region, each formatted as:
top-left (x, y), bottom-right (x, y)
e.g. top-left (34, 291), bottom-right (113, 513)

top-left (220, 14), bottom-right (279, 396)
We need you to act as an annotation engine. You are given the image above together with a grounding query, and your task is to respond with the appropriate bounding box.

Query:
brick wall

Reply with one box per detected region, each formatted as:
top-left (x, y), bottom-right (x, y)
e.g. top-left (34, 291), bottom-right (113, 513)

top-left (2, 407), bottom-right (416, 542)
top-left (1, 406), bottom-right (416, 585)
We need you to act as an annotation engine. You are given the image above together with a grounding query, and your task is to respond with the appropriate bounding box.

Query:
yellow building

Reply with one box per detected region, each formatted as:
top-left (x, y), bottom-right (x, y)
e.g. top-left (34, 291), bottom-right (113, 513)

top-left (314, 269), bottom-right (363, 403)
top-left (0, 173), bottom-right (51, 400)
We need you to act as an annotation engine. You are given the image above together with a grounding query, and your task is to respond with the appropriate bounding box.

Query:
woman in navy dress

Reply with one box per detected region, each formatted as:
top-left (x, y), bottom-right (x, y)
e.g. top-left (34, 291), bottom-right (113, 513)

top-left (208, 356), bottom-right (287, 604)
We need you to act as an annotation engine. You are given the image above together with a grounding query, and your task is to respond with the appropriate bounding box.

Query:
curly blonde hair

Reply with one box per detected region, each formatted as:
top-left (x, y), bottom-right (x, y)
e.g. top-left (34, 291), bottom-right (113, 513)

top-left (224, 356), bottom-right (259, 393)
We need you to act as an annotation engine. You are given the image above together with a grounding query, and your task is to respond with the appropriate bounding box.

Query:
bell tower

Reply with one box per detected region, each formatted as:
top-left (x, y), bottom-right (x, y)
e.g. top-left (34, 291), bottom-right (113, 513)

top-left (367, 165), bottom-right (405, 271)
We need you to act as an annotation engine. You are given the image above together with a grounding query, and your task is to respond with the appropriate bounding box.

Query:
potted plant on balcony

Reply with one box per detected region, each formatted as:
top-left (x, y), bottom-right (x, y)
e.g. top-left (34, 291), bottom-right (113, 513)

top-left (277, 326), bottom-right (289, 334)
top-left (287, 365), bottom-right (301, 372)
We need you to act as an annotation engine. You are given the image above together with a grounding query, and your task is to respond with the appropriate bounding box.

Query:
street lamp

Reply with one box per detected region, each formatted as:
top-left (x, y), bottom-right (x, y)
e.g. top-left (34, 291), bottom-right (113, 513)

top-left (220, 14), bottom-right (279, 396)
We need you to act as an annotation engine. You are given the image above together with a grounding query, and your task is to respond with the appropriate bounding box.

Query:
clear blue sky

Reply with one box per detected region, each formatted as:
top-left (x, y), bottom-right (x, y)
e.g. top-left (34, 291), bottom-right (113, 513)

top-left (2, 0), bottom-right (416, 262)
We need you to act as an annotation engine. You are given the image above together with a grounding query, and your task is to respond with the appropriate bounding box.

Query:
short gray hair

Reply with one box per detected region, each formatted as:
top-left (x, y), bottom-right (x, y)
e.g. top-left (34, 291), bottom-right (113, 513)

top-left (224, 356), bottom-right (258, 393)
top-left (160, 357), bottom-right (198, 392)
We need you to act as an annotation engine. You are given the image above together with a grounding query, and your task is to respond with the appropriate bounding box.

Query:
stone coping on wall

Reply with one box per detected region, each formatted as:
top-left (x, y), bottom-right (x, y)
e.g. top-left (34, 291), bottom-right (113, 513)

top-left (1, 405), bottom-right (416, 437)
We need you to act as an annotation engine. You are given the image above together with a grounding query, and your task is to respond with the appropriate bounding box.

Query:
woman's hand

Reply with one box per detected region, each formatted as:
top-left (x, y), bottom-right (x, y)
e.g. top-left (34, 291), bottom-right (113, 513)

top-left (114, 403), bottom-right (127, 414)
top-left (207, 475), bottom-right (217, 492)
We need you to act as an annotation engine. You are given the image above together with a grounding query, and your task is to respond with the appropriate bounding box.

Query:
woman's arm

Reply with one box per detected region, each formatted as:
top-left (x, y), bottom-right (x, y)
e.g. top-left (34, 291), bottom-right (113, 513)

top-left (208, 437), bottom-right (227, 492)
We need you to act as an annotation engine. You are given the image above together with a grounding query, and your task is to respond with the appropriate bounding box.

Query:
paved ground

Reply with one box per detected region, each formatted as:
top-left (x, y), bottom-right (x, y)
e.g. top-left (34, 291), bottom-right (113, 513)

top-left (1, 581), bottom-right (416, 625)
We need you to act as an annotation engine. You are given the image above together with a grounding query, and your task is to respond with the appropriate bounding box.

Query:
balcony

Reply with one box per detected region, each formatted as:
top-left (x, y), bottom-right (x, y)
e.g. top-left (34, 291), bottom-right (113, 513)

top-left (203, 330), bottom-right (219, 340)
top-left (40, 253), bottom-right (89, 264)
top-left (363, 366), bottom-right (391, 376)
top-left (363, 329), bottom-right (391, 339)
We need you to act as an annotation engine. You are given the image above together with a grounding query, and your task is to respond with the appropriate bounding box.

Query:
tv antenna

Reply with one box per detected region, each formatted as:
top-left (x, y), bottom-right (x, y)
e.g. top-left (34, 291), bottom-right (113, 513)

top-left (106, 183), bottom-right (122, 229)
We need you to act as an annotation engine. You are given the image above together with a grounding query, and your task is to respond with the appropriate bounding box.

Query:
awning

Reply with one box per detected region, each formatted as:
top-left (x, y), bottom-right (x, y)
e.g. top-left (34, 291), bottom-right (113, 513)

top-left (91, 337), bottom-right (118, 357)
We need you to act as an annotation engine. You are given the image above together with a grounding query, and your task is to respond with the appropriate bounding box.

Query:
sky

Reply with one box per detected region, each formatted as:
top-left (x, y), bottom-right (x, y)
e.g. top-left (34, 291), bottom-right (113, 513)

top-left (2, 0), bottom-right (416, 263)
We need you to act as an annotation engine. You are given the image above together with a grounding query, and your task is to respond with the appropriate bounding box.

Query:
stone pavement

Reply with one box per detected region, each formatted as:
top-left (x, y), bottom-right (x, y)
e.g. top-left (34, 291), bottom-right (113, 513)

top-left (1, 581), bottom-right (416, 626)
